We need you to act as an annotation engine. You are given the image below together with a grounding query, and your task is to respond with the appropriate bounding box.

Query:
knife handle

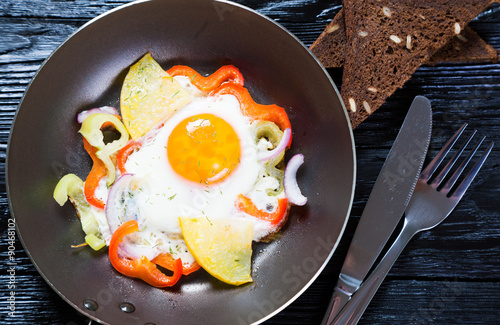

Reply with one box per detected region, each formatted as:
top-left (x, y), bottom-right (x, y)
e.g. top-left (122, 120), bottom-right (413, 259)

top-left (332, 220), bottom-right (416, 325)
top-left (321, 288), bottom-right (351, 325)
top-left (322, 273), bottom-right (362, 325)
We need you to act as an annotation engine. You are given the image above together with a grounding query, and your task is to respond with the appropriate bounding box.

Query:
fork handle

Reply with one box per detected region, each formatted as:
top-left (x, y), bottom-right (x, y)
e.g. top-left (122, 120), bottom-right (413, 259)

top-left (331, 220), bottom-right (417, 325)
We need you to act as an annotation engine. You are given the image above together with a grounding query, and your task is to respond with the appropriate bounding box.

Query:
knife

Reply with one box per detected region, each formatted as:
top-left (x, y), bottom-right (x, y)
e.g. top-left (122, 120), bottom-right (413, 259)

top-left (322, 96), bottom-right (432, 325)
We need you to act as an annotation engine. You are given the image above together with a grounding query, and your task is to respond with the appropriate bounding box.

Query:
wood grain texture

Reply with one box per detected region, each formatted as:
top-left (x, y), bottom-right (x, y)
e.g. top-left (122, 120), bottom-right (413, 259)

top-left (1, 0), bottom-right (499, 324)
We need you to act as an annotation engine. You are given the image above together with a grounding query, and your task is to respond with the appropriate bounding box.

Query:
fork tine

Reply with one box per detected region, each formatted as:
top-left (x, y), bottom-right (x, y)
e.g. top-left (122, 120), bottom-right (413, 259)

top-left (430, 130), bottom-right (476, 188)
top-left (440, 135), bottom-right (485, 194)
top-left (448, 141), bottom-right (494, 200)
top-left (420, 123), bottom-right (467, 182)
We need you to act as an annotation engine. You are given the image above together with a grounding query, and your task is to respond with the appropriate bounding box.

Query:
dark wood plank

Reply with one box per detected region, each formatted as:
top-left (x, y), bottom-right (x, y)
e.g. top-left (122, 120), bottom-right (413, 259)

top-left (0, 0), bottom-right (131, 19)
top-left (0, 18), bottom-right (80, 64)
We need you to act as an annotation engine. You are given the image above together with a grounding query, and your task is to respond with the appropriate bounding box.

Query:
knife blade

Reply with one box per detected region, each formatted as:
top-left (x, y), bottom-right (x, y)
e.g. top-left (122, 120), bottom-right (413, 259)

top-left (322, 95), bottom-right (432, 325)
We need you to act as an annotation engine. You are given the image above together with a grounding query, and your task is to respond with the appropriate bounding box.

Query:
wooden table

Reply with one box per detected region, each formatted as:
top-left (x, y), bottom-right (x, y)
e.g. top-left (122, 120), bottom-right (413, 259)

top-left (1, 1), bottom-right (499, 324)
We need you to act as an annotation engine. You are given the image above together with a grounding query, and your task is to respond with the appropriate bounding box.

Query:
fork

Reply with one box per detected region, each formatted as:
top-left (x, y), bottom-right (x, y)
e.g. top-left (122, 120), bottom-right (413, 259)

top-left (331, 123), bottom-right (494, 325)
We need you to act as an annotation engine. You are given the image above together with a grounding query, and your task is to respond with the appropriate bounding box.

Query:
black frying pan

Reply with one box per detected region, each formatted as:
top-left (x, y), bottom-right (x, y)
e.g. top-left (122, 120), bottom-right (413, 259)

top-left (7, 0), bottom-right (355, 324)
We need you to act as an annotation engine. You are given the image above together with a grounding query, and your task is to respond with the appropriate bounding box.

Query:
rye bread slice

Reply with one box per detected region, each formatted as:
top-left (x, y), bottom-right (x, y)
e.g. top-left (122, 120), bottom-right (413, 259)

top-left (427, 26), bottom-right (499, 65)
top-left (310, 8), bottom-right (347, 68)
top-left (342, 0), bottom-right (497, 129)
top-left (310, 8), bottom-right (498, 68)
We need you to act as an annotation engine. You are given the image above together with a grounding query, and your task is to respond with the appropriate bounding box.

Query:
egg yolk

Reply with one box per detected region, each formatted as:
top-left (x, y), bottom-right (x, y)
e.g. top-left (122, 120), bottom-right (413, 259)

top-left (167, 114), bottom-right (241, 184)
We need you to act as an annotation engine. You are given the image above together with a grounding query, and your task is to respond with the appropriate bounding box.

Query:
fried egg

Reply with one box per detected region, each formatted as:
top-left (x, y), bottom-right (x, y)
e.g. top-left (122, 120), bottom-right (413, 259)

top-left (108, 90), bottom-right (286, 266)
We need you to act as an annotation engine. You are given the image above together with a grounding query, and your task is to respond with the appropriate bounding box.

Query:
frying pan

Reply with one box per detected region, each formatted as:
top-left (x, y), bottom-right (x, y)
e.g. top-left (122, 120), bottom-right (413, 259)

top-left (6, 0), bottom-right (355, 324)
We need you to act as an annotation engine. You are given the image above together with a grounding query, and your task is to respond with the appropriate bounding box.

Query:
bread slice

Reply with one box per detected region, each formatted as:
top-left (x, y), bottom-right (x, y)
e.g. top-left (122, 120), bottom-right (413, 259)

top-left (310, 8), bottom-right (498, 68)
top-left (310, 9), bottom-right (347, 68)
top-left (341, 0), bottom-right (497, 129)
top-left (427, 26), bottom-right (499, 65)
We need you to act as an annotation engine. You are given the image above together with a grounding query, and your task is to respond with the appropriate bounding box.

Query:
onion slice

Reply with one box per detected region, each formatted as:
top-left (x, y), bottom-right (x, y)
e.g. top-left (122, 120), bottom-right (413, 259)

top-left (284, 154), bottom-right (307, 206)
top-left (119, 238), bottom-right (159, 261)
top-left (106, 174), bottom-right (160, 261)
top-left (77, 106), bottom-right (119, 123)
top-left (105, 173), bottom-right (138, 233)
top-left (258, 127), bottom-right (291, 162)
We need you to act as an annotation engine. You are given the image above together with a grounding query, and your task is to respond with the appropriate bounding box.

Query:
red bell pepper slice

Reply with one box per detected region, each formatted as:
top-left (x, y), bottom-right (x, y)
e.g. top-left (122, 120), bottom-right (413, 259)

top-left (83, 138), bottom-right (107, 209)
top-left (109, 220), bottom-right (183, 288)
top-left (235, 194), bottom-right (289, 226)
top-left (210, 83), bottom-right (292, 146)
top-left (116, 140), bottom-right (142, 175)
top-left (151, 253), bottom-right (201, 276)
top-left (166, 65), bottom-right (244, 92)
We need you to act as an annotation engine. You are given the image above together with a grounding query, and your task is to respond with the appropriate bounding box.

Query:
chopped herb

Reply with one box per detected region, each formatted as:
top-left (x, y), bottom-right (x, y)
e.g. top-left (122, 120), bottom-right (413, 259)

top-left (168, 194), bottom-right (177, 200)
top-left (172, 90), bottom-right (180, 98)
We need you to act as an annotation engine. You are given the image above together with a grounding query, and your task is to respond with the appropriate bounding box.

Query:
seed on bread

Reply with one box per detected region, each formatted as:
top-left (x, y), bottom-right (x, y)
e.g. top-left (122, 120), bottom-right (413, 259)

top-left (348, 98), bottom-right (356, 112)
top-left (327, 24), bottom-right (340, 33)
top-left (390, 35), bottom-right (402, 44)
top-left (454, 23), bottom-right (461, 34)
top-left (406, 35), bottom-right (412, 49)
top-left (359, 31), bottom-right (368, 37)
top-left (363, 101), bottom-right (372, 114)
top-left (383, 7), bottom-right (392, 17)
